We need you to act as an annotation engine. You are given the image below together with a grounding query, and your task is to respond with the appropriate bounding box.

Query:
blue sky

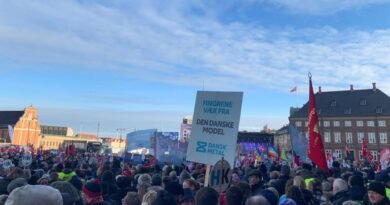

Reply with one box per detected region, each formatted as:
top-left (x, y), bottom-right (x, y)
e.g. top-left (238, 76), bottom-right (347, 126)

top-left (1, 0), bottom-right (390, 136)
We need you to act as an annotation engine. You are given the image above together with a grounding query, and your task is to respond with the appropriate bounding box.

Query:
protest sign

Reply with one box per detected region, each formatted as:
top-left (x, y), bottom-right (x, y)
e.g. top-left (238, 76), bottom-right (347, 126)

top-left (209, 159), bottom-right (231, 192)
top-left (187, 91), bottom-right (243, 166)
top-left (22, 154), bottom-right (32, 167)
top-left (3, 159), bottom-right (13, 169)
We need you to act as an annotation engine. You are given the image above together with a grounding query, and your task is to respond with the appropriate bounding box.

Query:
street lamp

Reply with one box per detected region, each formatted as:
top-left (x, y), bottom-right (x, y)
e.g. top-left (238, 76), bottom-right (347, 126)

top-left (116, 128), bottom-right (126, 151)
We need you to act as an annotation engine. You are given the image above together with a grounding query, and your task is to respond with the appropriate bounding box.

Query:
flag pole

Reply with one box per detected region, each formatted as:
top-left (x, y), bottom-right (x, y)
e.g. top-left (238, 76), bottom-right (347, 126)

top-left (288, 124), bottom-right (296, 168)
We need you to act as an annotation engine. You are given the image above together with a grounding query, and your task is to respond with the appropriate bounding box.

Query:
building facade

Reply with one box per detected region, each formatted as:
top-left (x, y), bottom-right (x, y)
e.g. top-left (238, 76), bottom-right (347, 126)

top-left (41, 125), bottom-right (101, 150)
top-left (102, 138), bottom-right (126, 154)
top-left (0, 106), bottom-right (41, 147)
top-left (289, 84), bottom-right (390, 161)
top-left (274, 125), bottom-right (291, 150)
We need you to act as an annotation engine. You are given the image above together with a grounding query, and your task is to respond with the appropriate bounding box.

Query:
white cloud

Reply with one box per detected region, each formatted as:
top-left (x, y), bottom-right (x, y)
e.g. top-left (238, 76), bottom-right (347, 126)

top-left (258, 0), bottom-right (390, 15)
top-left (1, 1), bottom-right (390, 94)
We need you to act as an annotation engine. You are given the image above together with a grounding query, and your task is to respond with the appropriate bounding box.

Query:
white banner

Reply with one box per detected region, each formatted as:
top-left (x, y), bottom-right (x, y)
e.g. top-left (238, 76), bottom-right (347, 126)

top-left (186, 91), bottom-right (243, 166)
top-left (8, 125), bottom-right (13, 142)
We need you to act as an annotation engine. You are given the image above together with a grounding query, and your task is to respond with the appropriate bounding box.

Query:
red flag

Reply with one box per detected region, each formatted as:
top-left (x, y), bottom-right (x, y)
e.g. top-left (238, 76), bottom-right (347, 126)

top-left (308, 75), bottom-right (329, 173)
top-left (361, 137), bottom-right (367, 159)
top-left (290, 86), bottom-right (298, 92)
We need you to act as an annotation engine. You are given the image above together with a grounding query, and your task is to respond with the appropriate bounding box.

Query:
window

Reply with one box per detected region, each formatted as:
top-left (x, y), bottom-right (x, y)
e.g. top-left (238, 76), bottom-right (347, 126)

top-left (324, 132), bottom-right (331, 143)
top-left (360, 99), bottom-right (367, 106)
top-left (333, 121), bottom-right (340, 127)
top-left (334, 132), bottom-right (341, 143)
top-left (324, 121), bottom-right (330, 127)
top-left (345, 132), bottom-right (353, 144)
top-left (356, 121), bottom-right (364, 127)
top-left (334, 149), bottom-right (343, 160)
top-left (378, 120), bottom-right (386, 127)
top-left (304, 121), bottom-right (308, 127)
top-left (367, 121), bottom-right (375, 127)
top-left (376, 107), bottom-right (383, 114)
top-left (344, 108), bottom-right (352, 114)
top-left (305, 132), bottom-right (308, 139)
top-left (358, 151), bottom-right (363, 161)
top-left (368, 132), bottom-right (376, 144)
top-left (295, 121), bottom-right (302, 127)
top-left (344, 121), bottom-right (352, 127)
top-left (331, 100), bottom-right (337, 107)
top-left (325, 149), bottom-right (332, 160)
top-left (370, 151), bottom-right (378, 161)
top-left (380, 132), bottom-right (388, 144)
top-left (357, 133), bottom-right (364, 144)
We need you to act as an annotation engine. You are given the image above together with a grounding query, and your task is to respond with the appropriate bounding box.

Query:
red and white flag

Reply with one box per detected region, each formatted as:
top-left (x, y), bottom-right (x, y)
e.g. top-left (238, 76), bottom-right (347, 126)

top-left (290, 86), bottom-right (298, 92)
top-left (308, 75), bottom-right (329, 173)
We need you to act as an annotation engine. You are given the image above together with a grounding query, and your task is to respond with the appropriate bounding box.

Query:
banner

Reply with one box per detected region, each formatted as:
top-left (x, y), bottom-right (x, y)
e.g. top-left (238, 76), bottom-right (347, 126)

top-left (8, 125), bottom-right (13, 142)
top-left (186, 91), bottom-right (243, 166)
top-left (289, 124), bottom-right (308, 162)
top-left (125, 129), bottom-right (157, 152)
top-left (155, 132), bottom-right (186, 164)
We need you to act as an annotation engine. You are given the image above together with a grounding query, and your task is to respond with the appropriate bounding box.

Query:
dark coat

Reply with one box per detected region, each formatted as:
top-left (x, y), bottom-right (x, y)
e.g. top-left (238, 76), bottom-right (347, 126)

top-left (250, 181), bottom-right (264, 196)
top-left (348, 186), bottom-right (367, 201)
top-left (273, 175), bottom-right (290, 195)
top-left (332, 190), bottom-right (350, 205)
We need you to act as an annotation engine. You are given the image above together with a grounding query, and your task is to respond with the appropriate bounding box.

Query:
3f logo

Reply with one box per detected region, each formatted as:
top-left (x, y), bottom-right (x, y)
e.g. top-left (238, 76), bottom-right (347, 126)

top-left (196, 141), bottom-right (207, 152)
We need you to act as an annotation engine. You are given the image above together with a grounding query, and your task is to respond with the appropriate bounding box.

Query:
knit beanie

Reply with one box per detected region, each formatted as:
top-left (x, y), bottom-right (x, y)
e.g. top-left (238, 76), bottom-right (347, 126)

top-left (368, 181), bottom-right (386, 196)
top-left (259, 189), bottom-right (278, 205)
top-left (152, 174), bottom-right (162, 186)
top-left (82, 180), bottom-right (103, 204)
top-left (7, 178), bottom-right (27, 194)
top-left (138, 174), bottom-right (152, 186)
top-left (349, 175), bottom-right (364, 187)
top-left (179, 171), bottom-right (191, 184)
top-left (5, 185), bottom-right (63, 205)
top-left (50, 181), bottom-right (81, 202)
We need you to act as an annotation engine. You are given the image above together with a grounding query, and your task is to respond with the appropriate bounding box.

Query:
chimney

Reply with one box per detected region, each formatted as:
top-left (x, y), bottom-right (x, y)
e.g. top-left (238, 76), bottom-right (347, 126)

top-left (373, 82), bottom-right (376, 91)
top-left (350, 84), bottom-right (353, 91)
top-left (318, 86), bottom-right (322, 94)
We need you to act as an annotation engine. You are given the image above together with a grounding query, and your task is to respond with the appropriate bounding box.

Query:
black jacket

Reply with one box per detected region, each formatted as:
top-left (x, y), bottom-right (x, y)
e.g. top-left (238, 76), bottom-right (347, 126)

top-left (250, 181), bottom-right (264, 196)
top-left (273, 175), bottom-right (290, 195)
top-left (332, 190), bottom-right (350, 205)
top-left (349, 186), bottom-right (367, 201)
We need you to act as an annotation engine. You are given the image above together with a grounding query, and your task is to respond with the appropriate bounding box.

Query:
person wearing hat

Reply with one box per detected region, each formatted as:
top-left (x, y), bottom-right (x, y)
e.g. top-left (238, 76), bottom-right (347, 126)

top-left (5, 185), bottom-right (63, 205)
top-left (247, 169), bottom-right (263, 196)
top-left (82, 179), bottom-right (104, 205)
top-left (367, 181), bottom-right (390, 205)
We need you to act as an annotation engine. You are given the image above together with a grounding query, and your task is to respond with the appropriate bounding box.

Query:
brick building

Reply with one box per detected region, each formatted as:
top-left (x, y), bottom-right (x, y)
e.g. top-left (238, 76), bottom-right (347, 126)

top-left (0, 106), bottom-right (41, 147)
top-left (289, 84), bottom-right (390, 161)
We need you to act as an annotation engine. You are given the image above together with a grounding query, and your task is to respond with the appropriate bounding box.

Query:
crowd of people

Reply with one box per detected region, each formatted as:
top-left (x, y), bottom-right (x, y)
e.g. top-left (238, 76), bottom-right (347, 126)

top-left (0, 150), bottom-right (389, 205)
